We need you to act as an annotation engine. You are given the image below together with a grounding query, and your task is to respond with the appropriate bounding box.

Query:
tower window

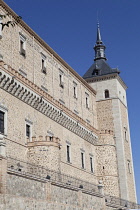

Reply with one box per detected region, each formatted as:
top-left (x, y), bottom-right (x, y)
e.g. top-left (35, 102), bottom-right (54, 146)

top-left (105, 89), bottom-right (109, 98)
top-left (125, 131), bottom-right (127, 140)
top-left (124, 127), bottom-right (128, 141)
top-left (127, 160), bottom-right (131, 174)
top-left (92, 70), bottom-right (99, 76)
top-left (0, 111), bottom-right (4, 134)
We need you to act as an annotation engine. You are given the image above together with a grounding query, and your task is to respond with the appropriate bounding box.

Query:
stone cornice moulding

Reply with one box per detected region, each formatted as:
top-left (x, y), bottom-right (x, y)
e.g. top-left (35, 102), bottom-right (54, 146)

top-left (0, 1), bottom-right (96, 96)
top-left (85, 74), bottom-right (127, 90)
top-left (0, 62), bottom-right (98, 145)
top-left (27, 141), bottom-right (60, 148)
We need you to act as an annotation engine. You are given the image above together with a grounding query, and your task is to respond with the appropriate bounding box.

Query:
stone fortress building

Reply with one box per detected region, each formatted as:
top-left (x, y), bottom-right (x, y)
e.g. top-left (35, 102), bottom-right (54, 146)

top-left (0, 1), bottom-right (139, 209)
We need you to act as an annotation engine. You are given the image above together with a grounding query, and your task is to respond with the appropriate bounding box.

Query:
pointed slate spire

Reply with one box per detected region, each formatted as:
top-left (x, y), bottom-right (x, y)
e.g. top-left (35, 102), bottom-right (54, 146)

top-left (94, 23), bottom-right (106, 61)
top-left (96, 22), bottom-right (102, 44)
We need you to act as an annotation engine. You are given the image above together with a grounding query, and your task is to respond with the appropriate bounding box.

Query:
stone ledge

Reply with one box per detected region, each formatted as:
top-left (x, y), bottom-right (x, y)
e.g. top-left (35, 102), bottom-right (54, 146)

top-left (27, 141), bottom-right (59, 148)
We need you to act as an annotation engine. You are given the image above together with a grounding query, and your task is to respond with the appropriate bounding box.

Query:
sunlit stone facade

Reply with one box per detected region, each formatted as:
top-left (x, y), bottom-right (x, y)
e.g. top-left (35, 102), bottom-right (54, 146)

top-left (0, 1), bottom-right (138, 209)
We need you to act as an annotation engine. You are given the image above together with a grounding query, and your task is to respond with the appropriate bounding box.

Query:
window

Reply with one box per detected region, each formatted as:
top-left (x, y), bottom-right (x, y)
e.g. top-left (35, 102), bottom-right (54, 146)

top-left (41, 53), bottom-right (46, 74)
top-left (124, 127), bottom-right (128, 141)
top-left (49, 136), bottom-right (53, 141)
top-left (25, 119), bottom-right (32, 142)
top-left (0, 17), bottom-right (2, 39)
top-left (26, 124), bottom-right (30, 138)
top-left (47, 130), bottom-right (54, 140)
top-left (19, 33), bottom-right (26, 57)
top-left (59, 73), bottom-right (64, 88)
top-left (0, 105), bottom-right (7, 135)
top-left (74, 86), bottom-right (76, 98)
top-left (0, 111), bottom-right (4, 134)
top-left (67, 145), bottom-right (70, 163)
top-left (125, 130), bottom-right (127, 140)
top-left (105, 89), bottom-right (109, 98)
top-left (92, 69), bottom-right (99, 76)
top-left (90, 157), bottom-right (93, 173)
top-left (81, 152), bottom-right (85, 169)
top-left (73, 82), bottom-right (77, 99)
top-left (85, 93), bottom-right (89, 109)
top-left (127, 160), bottom-right (131, 174)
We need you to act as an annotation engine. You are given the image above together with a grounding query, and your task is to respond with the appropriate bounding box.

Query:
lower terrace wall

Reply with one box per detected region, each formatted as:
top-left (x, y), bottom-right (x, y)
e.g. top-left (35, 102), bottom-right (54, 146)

top-left (0, 156), bottom-right (139, 210)
top-left (3, 173), bottom-right (104, 210)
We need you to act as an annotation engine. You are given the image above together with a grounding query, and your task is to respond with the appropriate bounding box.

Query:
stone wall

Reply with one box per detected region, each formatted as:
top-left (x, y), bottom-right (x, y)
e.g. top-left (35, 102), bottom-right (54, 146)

top-left (96, 134), bottom-right (119, 197)
top-left (2, 172), bottom-right (104, 210)
top-left (97, 100), bottom-right (114, 131)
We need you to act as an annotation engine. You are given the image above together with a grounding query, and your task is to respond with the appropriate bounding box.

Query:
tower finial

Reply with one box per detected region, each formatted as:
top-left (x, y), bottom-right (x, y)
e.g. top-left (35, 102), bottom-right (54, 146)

top-left (96, 22), bottom-right (102, 44)
top-left (94, 23), bottom-right (107, 61)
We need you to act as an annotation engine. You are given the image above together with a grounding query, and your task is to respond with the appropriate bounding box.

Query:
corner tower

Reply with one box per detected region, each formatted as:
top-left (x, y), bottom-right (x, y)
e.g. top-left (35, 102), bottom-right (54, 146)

top-left (83, 24), bottom-right (137, 202)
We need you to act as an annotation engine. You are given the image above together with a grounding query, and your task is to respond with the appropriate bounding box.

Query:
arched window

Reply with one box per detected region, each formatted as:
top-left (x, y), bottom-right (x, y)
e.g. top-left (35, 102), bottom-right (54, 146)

top-left (105, 89), bottom-right (109, 98)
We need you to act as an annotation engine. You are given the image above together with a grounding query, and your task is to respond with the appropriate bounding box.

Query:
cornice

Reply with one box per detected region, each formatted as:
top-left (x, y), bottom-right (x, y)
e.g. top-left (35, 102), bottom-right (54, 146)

top-left (85, 73), bottom-right (127, 90)
top-left (0, 61), bottom-right (99, 145)
top-left (85, 73), bottom-right (118, 83)
top-left (0, 0), bottom-right (96, 95)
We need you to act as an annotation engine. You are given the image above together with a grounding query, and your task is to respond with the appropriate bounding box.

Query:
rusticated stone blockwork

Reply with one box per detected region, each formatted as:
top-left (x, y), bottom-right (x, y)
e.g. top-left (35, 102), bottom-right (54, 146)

top-left (97, 100), bottom-right (114, 131)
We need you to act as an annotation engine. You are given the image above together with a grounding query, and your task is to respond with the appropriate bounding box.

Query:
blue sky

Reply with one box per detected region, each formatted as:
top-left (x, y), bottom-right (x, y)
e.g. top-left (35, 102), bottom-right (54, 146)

top-left (3, 0), bottom-right (140, 203)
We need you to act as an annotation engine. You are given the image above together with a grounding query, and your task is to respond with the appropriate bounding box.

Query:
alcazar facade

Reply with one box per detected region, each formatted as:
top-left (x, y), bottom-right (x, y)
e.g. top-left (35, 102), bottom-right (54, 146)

top-left (0, 1), bottom-right (139, 209)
